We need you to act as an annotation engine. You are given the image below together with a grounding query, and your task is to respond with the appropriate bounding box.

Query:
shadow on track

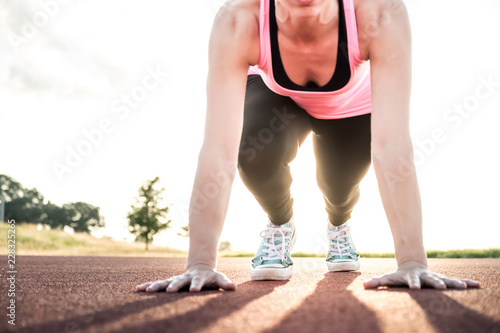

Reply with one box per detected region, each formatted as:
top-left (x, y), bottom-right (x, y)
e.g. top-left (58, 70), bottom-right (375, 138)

top-left (263, 272), bottom-right (381, 333)
top-left (369, 286), bottom-right (500, 333)
top-left (17, 291), bottom-right (195, 333)
top-left (409, 290), bottom-right (500, 333)
top-left (19, 281), bottom-right (287, 333)
top-left (104, 280), bottom-right (289, 333)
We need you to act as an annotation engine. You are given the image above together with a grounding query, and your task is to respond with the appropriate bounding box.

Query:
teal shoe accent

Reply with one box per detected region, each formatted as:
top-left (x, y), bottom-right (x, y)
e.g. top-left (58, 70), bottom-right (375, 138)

top-left (326, 220), bottom-right (360, 272)
top-left (250, 219), bottom-right (296, 280)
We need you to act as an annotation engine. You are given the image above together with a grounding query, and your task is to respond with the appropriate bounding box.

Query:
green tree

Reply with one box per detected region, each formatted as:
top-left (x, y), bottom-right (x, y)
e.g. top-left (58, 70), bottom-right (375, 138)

top-left (41, 202), bottom-right (69, 229)
top-left (177, 225), bottom-right (189, 237)
top-left (218, 240), bottom-right (232, 253)
top-left (0, 174), bottom-right (44, 223)
top-left (0, 174), bottom-right (24, 201)
top-left (1, 174), bottom-right (105, 232)
top-left (128, 177), bottom-right (171, 250)
top-left (63, 202), bottom-right (105, 233)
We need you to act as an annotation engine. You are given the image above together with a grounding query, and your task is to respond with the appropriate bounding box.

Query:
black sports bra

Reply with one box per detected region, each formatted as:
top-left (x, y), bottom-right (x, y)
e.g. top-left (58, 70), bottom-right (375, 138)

top-left (269, 0), bottom-right (351, 92)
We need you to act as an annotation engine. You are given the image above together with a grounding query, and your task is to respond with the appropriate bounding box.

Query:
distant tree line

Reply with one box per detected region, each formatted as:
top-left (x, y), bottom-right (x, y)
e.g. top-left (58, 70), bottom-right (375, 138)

top-left (0, 174), bottom-right (104, 233)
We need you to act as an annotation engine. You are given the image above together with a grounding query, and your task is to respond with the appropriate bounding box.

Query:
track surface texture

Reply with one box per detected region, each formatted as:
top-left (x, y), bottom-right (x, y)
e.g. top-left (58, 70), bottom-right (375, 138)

top-left (1, 256), bottom-right (499, 333)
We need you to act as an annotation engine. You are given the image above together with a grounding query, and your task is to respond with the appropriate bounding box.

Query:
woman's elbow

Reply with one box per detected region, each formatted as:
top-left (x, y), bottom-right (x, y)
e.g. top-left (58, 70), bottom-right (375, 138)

top-left (372, 137), bottom-right (415, 168)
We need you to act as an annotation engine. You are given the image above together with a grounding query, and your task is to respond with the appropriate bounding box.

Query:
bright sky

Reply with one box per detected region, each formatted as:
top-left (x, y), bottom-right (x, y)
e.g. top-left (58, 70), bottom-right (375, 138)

top-left (1, 0), bottom-right (499, 254)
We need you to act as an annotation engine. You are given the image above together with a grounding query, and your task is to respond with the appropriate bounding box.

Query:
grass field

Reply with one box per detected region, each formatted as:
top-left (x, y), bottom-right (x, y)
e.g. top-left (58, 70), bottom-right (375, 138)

top-left (1, 223), bottom-right (499, 258)
top-left (0, 223), bottom-right (186, 257)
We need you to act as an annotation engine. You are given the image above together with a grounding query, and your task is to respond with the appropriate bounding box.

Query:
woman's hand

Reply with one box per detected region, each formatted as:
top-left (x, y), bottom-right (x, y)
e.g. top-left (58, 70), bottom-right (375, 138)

top-left (136, 265), bottom-right (236, 293)
top-left (363, 260), bottom-right (481, 290)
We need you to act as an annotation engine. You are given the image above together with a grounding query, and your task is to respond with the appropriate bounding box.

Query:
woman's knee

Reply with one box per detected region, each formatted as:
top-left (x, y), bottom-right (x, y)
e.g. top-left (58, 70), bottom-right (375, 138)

top-left (320, 182), bottom-right (361, 208)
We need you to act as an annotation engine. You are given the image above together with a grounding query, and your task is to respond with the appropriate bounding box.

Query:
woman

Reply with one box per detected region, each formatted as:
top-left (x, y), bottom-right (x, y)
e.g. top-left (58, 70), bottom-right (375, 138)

top-left (137, 0), bottom-right (480, 292)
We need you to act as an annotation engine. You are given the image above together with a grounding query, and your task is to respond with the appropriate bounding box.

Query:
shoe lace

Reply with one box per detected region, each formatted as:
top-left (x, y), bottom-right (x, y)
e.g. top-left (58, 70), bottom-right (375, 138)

top-left (327, 226), bottom-right (354, 258)
top-left (259, 225), bottom-right (292, 262)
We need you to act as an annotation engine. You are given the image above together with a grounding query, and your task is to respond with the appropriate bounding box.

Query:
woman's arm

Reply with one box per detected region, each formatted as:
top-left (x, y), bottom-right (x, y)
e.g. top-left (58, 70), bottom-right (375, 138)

top-left (137, 4), bottom-right (259, 292)
top-left (365, 0), bottom-right (426, 268)
top-left (361, 0), bottom-right (479, 289)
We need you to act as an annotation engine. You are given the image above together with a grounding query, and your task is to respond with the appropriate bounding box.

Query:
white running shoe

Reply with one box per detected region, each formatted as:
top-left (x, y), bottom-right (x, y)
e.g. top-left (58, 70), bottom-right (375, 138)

top-left (326, 220), bottom-right (360, 272)
top-left (250, 218), bottom-right (296, 280)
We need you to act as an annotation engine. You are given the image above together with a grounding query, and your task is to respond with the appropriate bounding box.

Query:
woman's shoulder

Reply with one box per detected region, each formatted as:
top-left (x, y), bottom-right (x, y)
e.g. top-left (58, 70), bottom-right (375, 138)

top-left (213, 0), bottom-right (260, 27)
top-left (211, 0), bottom-right (260, 46)
top-left (354, 0), bottom-right (408, 30)
top-left (210, 0), bottom-right (261, 66)
top-left (353, 0), bottom-right (409, 59)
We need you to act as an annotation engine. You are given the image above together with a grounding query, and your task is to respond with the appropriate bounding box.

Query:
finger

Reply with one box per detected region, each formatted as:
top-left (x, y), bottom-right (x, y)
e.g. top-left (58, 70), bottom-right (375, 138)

top-left (136, 282), bottom-right (154, 292)
top-left (442, 278), bottom-right (481, 288)
top-left (420, 273), bottom-right (446, 290)
top-left (215, 273), bottom-right (236, 291)
top-left (146, 280), bottom-right (172, 292)
top-left (462, 279), bottom-right (481, 288)
top-left (363, 273), bottom-right (404, 289)
top-left (189, 276), bottom-right (205, 293)
top-left (407, 274), bottom-right (421, 290)
top-left (441, 278), bottom-right (467, 289)
top-left (363, 277), bottom-right (382, 289)
top-left (167, 275), bottom-right (191, 293)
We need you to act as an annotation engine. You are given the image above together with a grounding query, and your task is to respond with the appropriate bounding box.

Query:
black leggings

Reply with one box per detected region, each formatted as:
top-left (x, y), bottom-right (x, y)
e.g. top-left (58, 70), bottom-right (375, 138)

top-left (238, 75), bottom-right (372, 226)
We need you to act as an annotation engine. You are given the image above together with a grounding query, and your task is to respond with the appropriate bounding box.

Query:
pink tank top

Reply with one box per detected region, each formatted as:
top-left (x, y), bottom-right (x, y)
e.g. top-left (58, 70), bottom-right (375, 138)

top-left (248, 0), bottom-right (371, 119)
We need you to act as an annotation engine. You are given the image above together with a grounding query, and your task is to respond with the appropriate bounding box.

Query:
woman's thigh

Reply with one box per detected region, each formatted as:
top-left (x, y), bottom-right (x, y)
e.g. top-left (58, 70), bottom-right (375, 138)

top-left (239, 75), bottom-right (312, 171)
top-left (312, 114), bottom-right (372, 204)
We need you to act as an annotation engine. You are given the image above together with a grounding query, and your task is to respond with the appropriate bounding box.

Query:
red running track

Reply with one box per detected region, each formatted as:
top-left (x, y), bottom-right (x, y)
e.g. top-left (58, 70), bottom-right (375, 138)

top-left (0, 256), bottom-right (499, 333)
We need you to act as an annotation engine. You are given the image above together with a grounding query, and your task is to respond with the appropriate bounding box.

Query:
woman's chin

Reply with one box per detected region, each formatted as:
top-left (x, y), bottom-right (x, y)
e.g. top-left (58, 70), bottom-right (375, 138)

top-left (297, 0), bottom-right (316, 4)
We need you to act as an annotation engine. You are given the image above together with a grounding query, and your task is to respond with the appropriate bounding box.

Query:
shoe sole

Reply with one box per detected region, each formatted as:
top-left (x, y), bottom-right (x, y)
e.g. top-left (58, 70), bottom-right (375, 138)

top-left (327, 260), bottom-right (360, 272)
top-left (250, 225), bottom-right (297, 281)
top-left (250, 265), bottom-right (293, 280)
